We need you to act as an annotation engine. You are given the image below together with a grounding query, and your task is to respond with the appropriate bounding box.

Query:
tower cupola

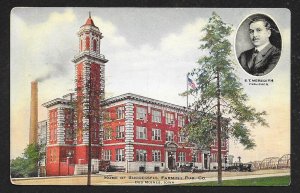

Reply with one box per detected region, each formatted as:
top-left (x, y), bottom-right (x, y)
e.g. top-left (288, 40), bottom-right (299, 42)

top-left (77, 12), bottom-right (103, 55)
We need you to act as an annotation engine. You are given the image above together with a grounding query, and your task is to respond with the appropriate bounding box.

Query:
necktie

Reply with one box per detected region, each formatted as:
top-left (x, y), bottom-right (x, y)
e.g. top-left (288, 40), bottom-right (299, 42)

top-left (249, 49), bottom-right (259, 72)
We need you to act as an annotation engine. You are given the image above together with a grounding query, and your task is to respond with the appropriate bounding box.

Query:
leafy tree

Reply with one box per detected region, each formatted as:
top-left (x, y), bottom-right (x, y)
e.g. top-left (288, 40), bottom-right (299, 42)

top-left (10, 143), bottom-right (44, 178)
top-left (182, 12), bottom-right (268, 184)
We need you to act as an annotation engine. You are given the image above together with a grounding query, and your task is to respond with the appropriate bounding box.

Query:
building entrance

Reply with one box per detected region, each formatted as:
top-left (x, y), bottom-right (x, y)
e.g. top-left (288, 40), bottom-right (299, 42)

top-left (167, 152), bottom-right (176, 171)
top-left (164, 142), bottom-right (178, 171)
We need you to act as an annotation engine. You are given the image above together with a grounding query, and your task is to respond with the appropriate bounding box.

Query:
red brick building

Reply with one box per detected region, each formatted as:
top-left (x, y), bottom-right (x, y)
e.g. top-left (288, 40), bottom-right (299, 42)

top-left (42, 15), bottom-right (228, 176)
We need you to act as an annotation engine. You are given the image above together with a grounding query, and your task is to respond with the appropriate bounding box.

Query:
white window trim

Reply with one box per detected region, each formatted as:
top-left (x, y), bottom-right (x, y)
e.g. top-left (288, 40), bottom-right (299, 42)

top-left (136, 126), bottom-right (147, 139)
top-left (152, 109), bottom-right (161, 123)
top-left (179, 152), bottom-right (186, 163)
top-left (116, 125), bottom-right (125, 139)
top-left (178, 115), bottom-right (184, 127)
top-left (103, 150), bottom-right (111, 160)
top-left (117, 106), bottom-right (125, 120)
top-left (136, 107), bottom-right (147, 120)
top-left (136, 149), bottom-right (147, 162)
top-left (116, 149), bottom-right (125, 162)
top-left (166, 130), bottom-right (174, 142)
top-left (152, 150), bottom-right (161, 162)
top-left (152, 128), bottom-right (161, 141)
top-left (166, 112), bottom-right (175, 125)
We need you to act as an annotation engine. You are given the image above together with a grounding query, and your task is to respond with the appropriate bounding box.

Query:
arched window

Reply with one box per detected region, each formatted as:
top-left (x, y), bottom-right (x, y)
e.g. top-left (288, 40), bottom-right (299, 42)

top-left (93, 39), bottom-right (97, 51)
top-left (80, 39), bottom-right (82, 51)
top-left (85, 36), bottom-right (90, 50)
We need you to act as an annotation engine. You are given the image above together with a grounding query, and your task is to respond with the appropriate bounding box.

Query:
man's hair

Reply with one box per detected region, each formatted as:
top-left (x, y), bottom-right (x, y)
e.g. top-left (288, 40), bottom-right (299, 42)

top-left (249, 16), bottom-right (271, 30)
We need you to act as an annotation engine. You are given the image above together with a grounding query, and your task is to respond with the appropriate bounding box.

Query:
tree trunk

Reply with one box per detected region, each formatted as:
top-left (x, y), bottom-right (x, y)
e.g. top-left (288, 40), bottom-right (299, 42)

top-left (216, 65), bottom-right (222, 185)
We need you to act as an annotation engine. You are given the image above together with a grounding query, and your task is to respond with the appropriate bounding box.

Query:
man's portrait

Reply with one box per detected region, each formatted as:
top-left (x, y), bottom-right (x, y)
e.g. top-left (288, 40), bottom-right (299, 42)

top-left (236, 14), bottom-right (281, 76)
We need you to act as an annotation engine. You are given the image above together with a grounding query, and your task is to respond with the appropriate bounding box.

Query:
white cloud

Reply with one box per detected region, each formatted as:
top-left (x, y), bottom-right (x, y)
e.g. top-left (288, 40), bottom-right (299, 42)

top-left (93, 17), bottom-right (129, 49)
top-left (160, 18), bottom-right (206, 57)
top-left (105, 18), bottom-right (207, 105)
top-left (11, 9), bottom-right (78, 158)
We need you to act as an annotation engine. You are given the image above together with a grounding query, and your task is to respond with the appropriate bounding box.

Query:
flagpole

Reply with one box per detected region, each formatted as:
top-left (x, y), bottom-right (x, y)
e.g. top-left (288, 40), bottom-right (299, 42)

top-left (186, 74), bottom-right (189, 109)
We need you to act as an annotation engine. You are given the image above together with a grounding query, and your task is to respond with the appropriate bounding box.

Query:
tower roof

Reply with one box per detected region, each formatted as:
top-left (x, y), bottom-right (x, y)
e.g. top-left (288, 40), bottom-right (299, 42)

top-left (82, 12), bottom-right (96, 27)
top-left (85, 16), bottom-right (95, 26)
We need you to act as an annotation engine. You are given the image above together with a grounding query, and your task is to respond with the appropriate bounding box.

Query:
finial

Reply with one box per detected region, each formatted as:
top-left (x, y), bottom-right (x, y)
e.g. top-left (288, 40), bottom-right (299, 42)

top-left (89, 11), bottom-right (91, 18)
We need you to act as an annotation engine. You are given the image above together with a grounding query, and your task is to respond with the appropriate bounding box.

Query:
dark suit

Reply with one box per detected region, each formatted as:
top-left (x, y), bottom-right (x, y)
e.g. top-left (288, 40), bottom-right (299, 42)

top-left (238, 44), bottom-right (281, 76)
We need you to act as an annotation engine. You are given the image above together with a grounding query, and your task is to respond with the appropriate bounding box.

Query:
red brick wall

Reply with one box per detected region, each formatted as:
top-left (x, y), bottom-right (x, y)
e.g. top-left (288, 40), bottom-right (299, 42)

top-left (46, 146), bottom-right (75, 176)
top-left (103, 104), bottom-right (126, 145)
top-left (102, 145), bottom-right (125, 162)
top-left (49, 109), bottom-right (58, 144)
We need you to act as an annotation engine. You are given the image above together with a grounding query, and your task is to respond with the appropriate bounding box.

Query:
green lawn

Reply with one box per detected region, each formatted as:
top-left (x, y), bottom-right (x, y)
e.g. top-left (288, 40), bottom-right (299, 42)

top-left (180, 175), bottom-right (290, 186)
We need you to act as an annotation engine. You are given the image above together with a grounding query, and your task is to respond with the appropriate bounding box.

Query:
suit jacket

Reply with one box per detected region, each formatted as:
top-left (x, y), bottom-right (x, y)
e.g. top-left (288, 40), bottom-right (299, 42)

top-left (238, 44), bottom-right (281, 76)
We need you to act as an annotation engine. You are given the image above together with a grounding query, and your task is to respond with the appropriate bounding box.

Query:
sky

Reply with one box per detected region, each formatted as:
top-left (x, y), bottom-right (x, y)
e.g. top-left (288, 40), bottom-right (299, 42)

top-left (10, 8), bottom-right (290, 162)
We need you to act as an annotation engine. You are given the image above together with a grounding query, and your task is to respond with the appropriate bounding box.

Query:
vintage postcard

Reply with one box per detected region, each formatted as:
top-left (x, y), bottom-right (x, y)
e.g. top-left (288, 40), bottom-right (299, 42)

top-left (10, 8), bottom-right (290, 186)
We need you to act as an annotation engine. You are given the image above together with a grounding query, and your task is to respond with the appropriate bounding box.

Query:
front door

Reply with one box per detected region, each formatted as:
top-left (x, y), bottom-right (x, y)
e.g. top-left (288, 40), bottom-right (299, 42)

top-left (167, 152), bottom-right (175, 170)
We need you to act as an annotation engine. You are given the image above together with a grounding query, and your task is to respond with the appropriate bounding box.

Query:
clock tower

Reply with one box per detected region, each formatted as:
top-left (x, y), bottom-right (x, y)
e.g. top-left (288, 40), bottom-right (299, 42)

top-left (72, 13), bottom-right (108, 164)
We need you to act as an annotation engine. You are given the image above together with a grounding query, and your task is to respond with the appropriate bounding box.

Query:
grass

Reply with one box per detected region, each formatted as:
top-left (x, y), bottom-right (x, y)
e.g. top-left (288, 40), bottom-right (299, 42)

top-left (180, 175), bottom-right (290, 186)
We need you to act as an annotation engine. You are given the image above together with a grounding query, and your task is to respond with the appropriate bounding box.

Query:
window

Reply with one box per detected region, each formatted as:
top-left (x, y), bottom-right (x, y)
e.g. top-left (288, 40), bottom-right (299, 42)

top-left (116, 125), bottom-right (125, 139)
top-left (136, 149), bottom-right (147, 161)
top-left (80, 39), bottom-right (83, 51)
top-left (93, 39), bottom-right (97, 51)
top-left (152, 150), bottom-right (161, 162)
top-left (136, 126), bottom-right (147, 139)
top-left (221, 140), bottom-right (226, 147)
top-left (65, 128), bottom-right (73, 140)
top-left (136, 107), bottom-right (147, 120)
top-left (178, 115), bottom-right (184, 127)
top-left (116, 149), bottom-right (125, 161)
top-left (103, 150), bottom-right (111, 160)
top-left (179, 152), bottom-right (186, 162)
top-left (212, 153), bottom-right (217, 162)
top-left (103, 128), bottom-right (112, 140)
top-left (166, 112), bottom-right (174, 125)
top-left (166, 131), bottom-right (174, 142)
top-left (117, 106), bottom-right (125, 119)
top-left (50, 128), bottom-right (57, 142)
top-left (213, 139), bottom-right (217, 146)
top-left (178, 132), bottom-right (186, 143)
top-left (152, 128), bottom-right (161, 140)
top-left (85, 36), bottom-right (90, 50)
top-left (192, 153), bottom-right (199, 162)
top-left (152, 110), bottom-right (161, 123)
top-left (103, 110), bottom-right (111, 121)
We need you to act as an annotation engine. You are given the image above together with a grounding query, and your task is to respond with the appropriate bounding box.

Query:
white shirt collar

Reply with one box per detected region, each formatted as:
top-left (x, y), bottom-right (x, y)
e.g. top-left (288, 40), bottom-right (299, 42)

top-left (255, 42), bottom-right (270, 52)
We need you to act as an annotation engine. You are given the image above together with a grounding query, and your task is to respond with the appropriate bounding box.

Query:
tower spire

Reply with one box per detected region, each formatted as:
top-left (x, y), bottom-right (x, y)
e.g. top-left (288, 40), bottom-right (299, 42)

top-left (89, 11), bottom-right (91, 18)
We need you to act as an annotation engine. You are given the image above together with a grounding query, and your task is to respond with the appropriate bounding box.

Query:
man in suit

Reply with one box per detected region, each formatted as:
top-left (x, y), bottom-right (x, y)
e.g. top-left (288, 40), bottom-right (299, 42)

top-left (239, 17), bottom-right (281, 76)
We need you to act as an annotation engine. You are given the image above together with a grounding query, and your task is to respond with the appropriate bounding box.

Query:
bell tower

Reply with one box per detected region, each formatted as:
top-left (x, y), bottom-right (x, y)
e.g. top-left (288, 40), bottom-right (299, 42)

top-left (72, 13), bottom-right (108, 164)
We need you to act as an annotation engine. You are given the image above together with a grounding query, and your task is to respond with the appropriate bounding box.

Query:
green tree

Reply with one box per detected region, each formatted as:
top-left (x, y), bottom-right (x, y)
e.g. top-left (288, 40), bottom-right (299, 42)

top-left (182, 12), bottom-right (268, 184)
top-left (10, 143), bottom-right (44, 178)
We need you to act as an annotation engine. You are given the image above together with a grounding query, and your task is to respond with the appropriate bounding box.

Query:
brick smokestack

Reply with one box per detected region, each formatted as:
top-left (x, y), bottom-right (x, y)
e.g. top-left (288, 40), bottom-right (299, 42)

top-left (29, 81), bottom-right (38, 144)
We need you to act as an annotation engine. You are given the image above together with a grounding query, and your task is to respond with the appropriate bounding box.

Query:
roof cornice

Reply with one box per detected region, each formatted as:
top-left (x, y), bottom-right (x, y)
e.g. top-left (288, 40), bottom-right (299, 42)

top-left (102, 93), bottom-right (187, 112)
top-left (42, 98), bottom-right (72, 108)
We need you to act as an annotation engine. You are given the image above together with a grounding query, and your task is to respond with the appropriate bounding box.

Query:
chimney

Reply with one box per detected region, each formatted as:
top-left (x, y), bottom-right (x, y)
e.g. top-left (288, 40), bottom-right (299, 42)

top-left (29, 81), bottom-right (38, 144)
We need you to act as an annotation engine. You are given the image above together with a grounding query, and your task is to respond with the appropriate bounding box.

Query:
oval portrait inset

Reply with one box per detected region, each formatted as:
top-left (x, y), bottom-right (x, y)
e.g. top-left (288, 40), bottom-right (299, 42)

top-left (236, 14), bottom-right (281, 76)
